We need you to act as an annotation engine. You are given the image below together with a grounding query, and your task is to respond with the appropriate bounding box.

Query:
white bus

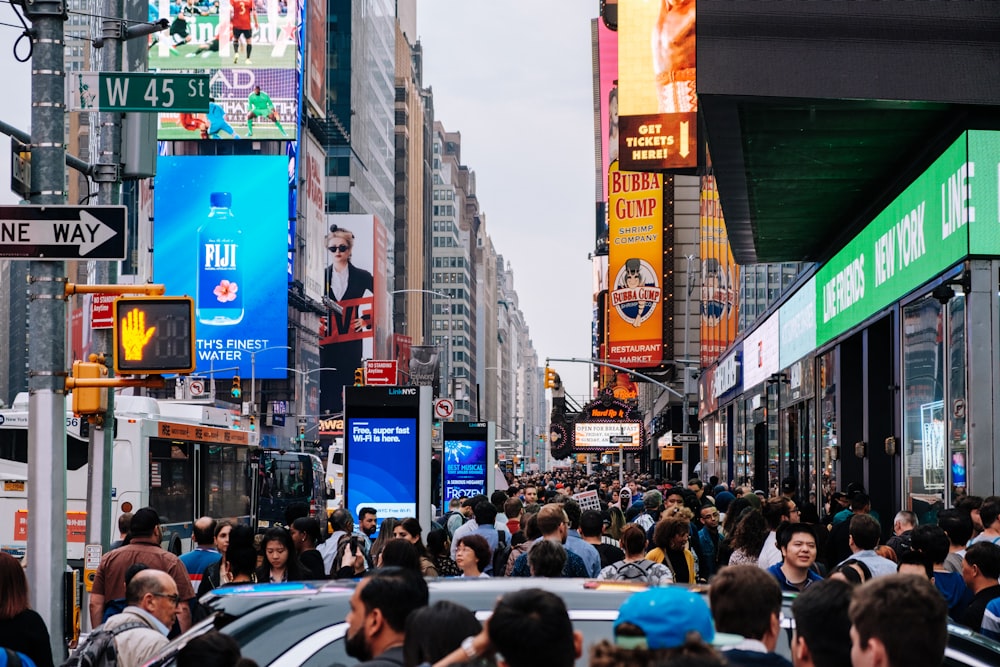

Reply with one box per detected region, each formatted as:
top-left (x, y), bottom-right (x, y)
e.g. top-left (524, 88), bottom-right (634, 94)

top-left (0, 393), bottom-right (272, 561)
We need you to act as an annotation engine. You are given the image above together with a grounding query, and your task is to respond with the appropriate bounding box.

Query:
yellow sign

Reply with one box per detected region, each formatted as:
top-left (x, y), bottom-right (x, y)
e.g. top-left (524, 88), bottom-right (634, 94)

top-left (157, 421), bottom-right (249, 446)
top-left (3, 481), bottom-right (25, 492)
top-left (113, 296), bottom-right (195, 375)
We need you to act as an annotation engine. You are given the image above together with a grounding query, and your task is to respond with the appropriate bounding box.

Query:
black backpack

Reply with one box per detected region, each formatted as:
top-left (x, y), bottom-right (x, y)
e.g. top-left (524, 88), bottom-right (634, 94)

top-left (60, 622), bottom-right (146, 667)
top-left (491, 531), bottom-right (511, 577)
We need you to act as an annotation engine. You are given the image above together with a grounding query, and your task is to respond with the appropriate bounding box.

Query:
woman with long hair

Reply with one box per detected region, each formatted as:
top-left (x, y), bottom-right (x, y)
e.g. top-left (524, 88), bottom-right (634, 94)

top-left (393, 518), bottom-right (439, 577)
top-left (370, 517), bottom-right (399, 566)
top-left (255, 527), bottom-right (304, 583)
top-left (607, 505), bottom-right (627, 541)
top-left (0, 552), bottom-right (53, 667)
top-left (425, 528), bottom-right (461, 577)
top-left (728, 508), bottom-right (768, 566)
top-left (216, 525), bottom-right (257, 586)
top-left (198, 520), bottom-right (234, 596)
top-left (378, 538), bottom-right (423, 574)
top-left (290, 517), bottom-right (326, 579)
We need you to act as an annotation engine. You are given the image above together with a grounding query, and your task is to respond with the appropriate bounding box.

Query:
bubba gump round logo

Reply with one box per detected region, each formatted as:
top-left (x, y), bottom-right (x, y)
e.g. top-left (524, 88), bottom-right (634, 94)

top-left (611, 258), bottom-right (661, 327)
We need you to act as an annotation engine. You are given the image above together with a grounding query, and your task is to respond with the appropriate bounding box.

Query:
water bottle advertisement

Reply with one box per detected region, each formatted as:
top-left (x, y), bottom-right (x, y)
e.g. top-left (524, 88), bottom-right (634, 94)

top-left (442, 438), bottom-right (487, 501)
top-left (345, 416), bottom-right (418, 527)
top-left (153, 155), bottom-right (289, 378)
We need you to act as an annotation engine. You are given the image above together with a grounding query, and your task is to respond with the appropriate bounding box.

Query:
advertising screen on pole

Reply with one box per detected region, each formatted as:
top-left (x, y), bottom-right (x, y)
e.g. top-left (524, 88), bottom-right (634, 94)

top-left (153, 155), bottom-right (289, 378)
top-left (618, 0), bottom-right (697, 171)
top-left (442, 421), bottom-right (490, 501)
top-left (346, 416), bottom-right (418, 526)
top-left (150, 0), bottom-right (300, 140)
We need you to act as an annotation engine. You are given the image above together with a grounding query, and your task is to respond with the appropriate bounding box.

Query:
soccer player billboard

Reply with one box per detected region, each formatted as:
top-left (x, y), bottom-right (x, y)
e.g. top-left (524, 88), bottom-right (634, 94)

top-left (618, 0), bottom-right (698, 172)
top-left (152, 155), bottom-right (289, 379)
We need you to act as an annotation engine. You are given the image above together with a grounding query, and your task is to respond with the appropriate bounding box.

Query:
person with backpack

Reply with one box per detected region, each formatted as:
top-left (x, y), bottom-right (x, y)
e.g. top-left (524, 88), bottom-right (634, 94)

top-left (76, 569), bottom-right (180, 667)
top-left (597, 524), bottom-right (673, 585)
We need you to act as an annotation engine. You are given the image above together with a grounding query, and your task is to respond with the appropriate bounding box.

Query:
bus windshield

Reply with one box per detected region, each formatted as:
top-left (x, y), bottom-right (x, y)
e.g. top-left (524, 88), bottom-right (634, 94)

top-left (261, 453), bottom-right (313, 500)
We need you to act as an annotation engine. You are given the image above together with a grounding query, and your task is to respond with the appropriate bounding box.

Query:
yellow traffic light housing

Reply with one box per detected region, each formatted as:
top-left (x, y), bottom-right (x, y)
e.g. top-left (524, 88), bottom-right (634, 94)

top-left (248, 415), bottom-right (256, 431)
top-left (354, 368), bottom-right (364, 386)
top-left (72, 360), bottom-right (108, 415)
top-left (544, 366), bottom-right (558, 389)
top-left (298, 425), bottom-right (306, 440)
top-left (113, 296), bottom-right (195, 375)
top-left (231, 376), bottom-right (242, 399)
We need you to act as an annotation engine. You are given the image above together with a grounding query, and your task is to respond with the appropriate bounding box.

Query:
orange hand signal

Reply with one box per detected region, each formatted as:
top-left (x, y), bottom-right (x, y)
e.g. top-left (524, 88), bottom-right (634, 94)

top-left (120, 309), bottom-right (156, 361)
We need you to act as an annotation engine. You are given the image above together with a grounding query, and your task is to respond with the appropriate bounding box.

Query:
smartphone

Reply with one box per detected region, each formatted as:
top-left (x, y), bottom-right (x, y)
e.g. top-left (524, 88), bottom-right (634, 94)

top-left (349, 535), bottom-right (360, 553)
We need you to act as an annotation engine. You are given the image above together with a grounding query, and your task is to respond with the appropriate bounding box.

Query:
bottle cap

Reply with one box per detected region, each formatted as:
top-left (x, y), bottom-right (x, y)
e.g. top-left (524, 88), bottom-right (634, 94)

top-left (210, 192), bottom-right (232, 208)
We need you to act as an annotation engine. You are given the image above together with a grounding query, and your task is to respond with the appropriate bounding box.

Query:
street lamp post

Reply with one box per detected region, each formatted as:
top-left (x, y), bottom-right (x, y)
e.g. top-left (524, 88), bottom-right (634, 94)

top-left (274, 367), bottom-right (337, 450)
top-left (250, 345), bottom-right (292, 422)
top-left (390, 289), bottom-right (454, 399)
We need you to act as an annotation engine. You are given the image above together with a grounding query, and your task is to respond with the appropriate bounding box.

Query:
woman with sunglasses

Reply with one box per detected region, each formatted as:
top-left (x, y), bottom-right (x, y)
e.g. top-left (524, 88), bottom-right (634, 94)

top-left (320, 224), bottom-right (374, 414)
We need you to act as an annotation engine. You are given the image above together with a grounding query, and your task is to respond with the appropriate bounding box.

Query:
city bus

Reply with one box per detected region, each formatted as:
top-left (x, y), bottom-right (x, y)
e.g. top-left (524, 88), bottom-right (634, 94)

top-left (0, 393), bottom-right (325, 562)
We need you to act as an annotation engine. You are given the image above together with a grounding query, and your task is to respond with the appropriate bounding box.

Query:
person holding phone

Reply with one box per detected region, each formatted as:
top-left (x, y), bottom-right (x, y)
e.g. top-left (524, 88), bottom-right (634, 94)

top-left (331, 535), bottom-right (367, 579)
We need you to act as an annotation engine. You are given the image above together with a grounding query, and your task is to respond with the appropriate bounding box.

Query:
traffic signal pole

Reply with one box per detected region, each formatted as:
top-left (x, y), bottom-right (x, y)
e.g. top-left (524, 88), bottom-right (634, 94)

top-left (22, 0), bottom-right (70, 657)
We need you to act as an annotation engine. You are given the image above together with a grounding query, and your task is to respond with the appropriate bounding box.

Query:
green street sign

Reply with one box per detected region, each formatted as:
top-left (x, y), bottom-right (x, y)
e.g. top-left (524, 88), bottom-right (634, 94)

top-left (67, 72), bottom-right (210, 112)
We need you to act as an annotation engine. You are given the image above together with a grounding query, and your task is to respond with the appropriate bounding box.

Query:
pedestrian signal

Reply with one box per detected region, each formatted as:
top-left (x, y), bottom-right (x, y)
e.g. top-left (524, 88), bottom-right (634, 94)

top-left (113, 296), bottom-right (195, 374)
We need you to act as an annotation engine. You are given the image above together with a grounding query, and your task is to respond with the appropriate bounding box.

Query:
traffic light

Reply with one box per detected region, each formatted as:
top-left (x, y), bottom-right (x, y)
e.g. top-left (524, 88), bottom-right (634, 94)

top-left (354, 368), bottom-right (364, 386)
top-left (298, 425), bottom-right (305, 440)
top-left (71, 360), bottom-right (108, 415)
top-left (231, 375), bottom-right (242, 399)
top-left (113, 296), bottom-right (195, 375)
top-left (248, 415), bottom-right (256, 431)
top-left (544, 366), bottom-right (558, 389)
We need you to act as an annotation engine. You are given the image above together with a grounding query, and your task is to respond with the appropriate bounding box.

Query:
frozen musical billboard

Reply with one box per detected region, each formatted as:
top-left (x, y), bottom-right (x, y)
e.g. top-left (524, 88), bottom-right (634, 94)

top-left (607, 160), bottom-right (665, 369)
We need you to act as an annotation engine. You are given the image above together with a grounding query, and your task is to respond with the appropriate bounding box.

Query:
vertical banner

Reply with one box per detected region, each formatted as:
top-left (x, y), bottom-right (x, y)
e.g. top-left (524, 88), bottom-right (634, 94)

top-left (303, 135), bottom-right (326, 303)
top-left (607, 160), bottom-right (664, 368)
top-left (320, 214), bottom-right (379, 417)
top-left (305, 0), bottom-right (327, 117)
top-left (153, 155), bottom-right (289, 378)
top-left (393, 334), bottom-right (413, 385)
top-left (618, 0), bottom-right (697, 171)
top-left (699, 175), bottom-right (739, 367)
top-left (594, 21), bottom-right (618, 256)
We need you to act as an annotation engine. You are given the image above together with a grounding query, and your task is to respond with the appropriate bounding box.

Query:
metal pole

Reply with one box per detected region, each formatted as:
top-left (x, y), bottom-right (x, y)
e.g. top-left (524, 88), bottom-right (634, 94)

top-left (250, 351), bottom-right (256, 418)
top-left (83, 2), bottom-right (126, 633)
top-left (25, 0), bottom-right (69, 656)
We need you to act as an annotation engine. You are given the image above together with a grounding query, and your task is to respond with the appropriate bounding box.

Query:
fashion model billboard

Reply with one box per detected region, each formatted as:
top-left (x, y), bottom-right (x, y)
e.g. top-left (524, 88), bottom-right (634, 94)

top-left (607, 160), bottom-right (664, 369)
top-left (699, 175), bottom-right (739, 367)
top-left (153, 155), bottom-right (289, 379)
top-left (320, 214), bottom-right (389, 417)
top-left (618, 0), bottom-right (697, 171)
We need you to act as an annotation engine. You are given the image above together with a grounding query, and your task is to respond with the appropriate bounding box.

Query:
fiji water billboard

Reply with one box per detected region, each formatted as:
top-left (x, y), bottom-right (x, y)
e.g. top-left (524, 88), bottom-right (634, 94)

top-left (153, 155), bottom-right (288, 378)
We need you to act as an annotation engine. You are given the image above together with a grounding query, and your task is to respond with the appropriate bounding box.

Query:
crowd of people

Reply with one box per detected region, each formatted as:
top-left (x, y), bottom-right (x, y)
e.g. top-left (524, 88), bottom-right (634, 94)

top-left (4, 471), bottom-right (1000, 666)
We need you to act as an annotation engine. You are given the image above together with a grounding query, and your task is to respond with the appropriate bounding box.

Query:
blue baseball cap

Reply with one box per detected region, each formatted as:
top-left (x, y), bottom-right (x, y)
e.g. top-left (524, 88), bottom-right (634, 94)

top-left (614, 587), bottom-right (733, 650)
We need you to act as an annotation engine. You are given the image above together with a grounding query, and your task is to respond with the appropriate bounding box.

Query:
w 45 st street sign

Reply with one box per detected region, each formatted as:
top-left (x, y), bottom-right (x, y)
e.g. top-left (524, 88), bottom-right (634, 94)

top-left (67, 72), bottom-right (210, 112)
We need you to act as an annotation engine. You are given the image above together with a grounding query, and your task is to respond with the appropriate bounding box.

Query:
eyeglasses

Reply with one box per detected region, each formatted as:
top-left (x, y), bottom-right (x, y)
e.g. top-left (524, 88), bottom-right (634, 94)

top-left (328, 244), bottom-right (350, 253)
top-left (151, 592), bottom-right (180, 605)
top-left (789, 506), bottom-right (801, 514)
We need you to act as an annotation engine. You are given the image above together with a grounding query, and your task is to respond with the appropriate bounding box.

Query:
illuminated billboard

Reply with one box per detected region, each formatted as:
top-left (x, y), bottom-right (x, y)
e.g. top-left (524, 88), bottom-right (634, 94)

top-left (302, 134), bottom-right (326, 303)
top-left (156, 67), bottom-right (296, 140)
top-left (442, 421), bottom-right (495, 502)
top-left (598, 19), bottom-right (619, 202)
top-left (153, 155), bottom-right (289, 379)
top-left (607, 160), bottom-right (665, 369)
top-left (320, 214), bottom-right (391, 416)
top-left (699, 175), bottom-right (739, 367)
top-left (150, 0), bottom-right (300, 140)
top-left (618, 0), bottom-right (697, 171)
top-left (574, 422), bottom-right (642, 452)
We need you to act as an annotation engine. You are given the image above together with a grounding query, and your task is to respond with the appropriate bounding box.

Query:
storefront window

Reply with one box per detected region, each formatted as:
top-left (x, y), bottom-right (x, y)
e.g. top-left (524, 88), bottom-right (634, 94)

top-left (735, 400), bottom-right (751, 487)
top-left (902, 295), bottom-right (946, 520)
top-left (818, 350), bottom-right (838, 515)
top-left (948, 294), bottom-right (967, 504)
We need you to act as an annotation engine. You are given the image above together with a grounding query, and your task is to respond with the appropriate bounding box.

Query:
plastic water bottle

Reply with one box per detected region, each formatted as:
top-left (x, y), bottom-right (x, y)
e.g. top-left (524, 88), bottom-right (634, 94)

top-left (197, 191), bottom-right (244, 325)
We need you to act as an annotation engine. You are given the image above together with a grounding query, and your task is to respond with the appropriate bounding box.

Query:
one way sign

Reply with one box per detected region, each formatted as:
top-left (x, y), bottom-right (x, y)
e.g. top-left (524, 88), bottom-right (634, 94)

top-left (0, 205), bottom-right (126, 260)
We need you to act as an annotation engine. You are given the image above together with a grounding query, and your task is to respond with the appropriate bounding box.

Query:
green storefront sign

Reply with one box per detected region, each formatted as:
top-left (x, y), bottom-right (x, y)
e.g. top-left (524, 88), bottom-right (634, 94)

top-left (814, 130), bottom-right (1000, 345)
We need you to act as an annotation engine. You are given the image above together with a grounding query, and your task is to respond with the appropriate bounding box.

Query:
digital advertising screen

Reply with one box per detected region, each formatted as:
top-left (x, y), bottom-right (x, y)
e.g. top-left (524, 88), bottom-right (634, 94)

top-left (150, 0), bottom-right (300, 140)
top-left (346, 416), bottom-right (418, 524)
top-left (442, 421), bottom-right (492, 502)
top-left (153, 155), bottom-right (289, 378)
top-left (344, 385), bottom-right (432, 533)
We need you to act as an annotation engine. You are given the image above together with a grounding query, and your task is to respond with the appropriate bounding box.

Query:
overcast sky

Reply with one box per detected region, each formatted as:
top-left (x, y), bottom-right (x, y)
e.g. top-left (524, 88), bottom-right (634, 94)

top-left (0, 0), bottom-right (598, 398)
top-left (417, 1), bottom-right (597, 397)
